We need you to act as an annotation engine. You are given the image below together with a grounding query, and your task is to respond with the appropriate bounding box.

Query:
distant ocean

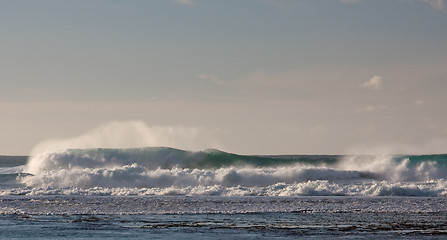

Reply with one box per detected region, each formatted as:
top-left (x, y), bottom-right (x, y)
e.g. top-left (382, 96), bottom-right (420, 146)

top-left (1, 148), bottom-right (446, 239)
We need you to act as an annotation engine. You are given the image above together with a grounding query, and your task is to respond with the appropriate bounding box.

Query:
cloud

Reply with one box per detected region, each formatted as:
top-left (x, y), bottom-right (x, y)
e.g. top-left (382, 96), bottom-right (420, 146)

top-left (357, 105), bottom-right (389, 113)
top-left (24, 87), bottom-right (41, 94)
top-left (421, 0), bottom-right (445, 11)
top-left (309, 124), bottom-right (326, 137)
top-left (197, 74), bottom-right (226, 86)
top-left (346, 137), bottom-right (447, 155)
top-left (340, 0), bottom-right (445, 11)
top-left (362, 75), bottom-right (383, 90)
top-left (414, 100), bottom-right (424, 106)
top-left (174, 0), bottom-right (193, 5)
top-left (340, 0), bottom-right (360, 3)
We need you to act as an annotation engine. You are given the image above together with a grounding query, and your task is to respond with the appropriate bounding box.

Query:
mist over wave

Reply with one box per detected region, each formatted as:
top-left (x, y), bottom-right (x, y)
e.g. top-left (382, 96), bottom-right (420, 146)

top-left (2, 121), bottom-right (446, 197)
top-left (28, 121), bottom-right (219, 157)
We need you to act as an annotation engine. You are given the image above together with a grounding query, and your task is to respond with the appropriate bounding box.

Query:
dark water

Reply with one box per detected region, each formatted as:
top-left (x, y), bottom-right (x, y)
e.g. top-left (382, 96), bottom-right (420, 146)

top-left (0, 195), bottom-right (446, 239)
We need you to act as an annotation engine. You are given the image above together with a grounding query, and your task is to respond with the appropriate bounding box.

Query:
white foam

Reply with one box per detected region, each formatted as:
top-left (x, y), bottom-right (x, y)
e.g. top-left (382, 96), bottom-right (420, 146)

top-left (6, 179), bottom-right (447, 197)
top-left (17, 157), bottom-right (447, 197)
top-left (23, 149), bottom-right (446, 190)
top-left (21, 164), bottom-right (364, 188)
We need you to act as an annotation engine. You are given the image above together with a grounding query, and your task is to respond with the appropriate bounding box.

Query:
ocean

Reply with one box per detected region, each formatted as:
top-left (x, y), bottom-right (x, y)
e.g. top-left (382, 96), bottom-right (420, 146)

top-left (1, 148), bottom-right (446, 239)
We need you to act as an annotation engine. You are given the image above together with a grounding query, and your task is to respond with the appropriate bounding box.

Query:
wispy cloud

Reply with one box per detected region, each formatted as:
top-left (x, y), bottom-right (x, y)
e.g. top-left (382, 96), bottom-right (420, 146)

top-left (421, 0), bottom-right (445, 11)
top-left (174, 0), bottom-right (193, 5)
top-left (357, 105), bottom-right (389, 113)
top-left (197, 74), bottom-right (226, 86)
top-left (309, 124), bottom-right (326, 137)
top-left (24, 87), bottom-right (41, 95)
top-left (414, 99), bottom-right (424, 106)
top-left (340, 0), bottom-right (445, 11)
top-left (362, 75), bottom-right (383, 90)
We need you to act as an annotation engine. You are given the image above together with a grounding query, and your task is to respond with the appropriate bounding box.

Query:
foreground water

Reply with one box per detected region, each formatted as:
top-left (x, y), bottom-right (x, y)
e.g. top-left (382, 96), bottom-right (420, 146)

top-left (0, 148), bottom-right (446, 238)
top-left (1, 195), bottom-right (446, 239)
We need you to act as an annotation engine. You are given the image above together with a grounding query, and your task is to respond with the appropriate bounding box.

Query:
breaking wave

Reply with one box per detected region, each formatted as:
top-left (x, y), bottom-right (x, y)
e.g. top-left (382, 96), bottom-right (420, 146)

top-left (2, 147), bottom-right (446, 196)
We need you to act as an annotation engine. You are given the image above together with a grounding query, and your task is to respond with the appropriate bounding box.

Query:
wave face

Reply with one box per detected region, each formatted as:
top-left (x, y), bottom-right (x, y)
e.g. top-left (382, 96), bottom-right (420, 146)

top-left (3, 147), bottom-right (446, 196)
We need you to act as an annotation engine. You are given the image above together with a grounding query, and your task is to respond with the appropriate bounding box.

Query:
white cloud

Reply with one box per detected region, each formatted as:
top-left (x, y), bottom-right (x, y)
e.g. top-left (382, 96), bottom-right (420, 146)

top-left (421, 0), bottom-right (445, 11)
top-left (174, 0), bottom-right (193, 5)
top-left (414, 100), bottom-right (424, 106)
top-left (197, 74), bottom-right (226, 86)
top-left (357, 105), bottom-right (389, 113)
top-left (340, 0), bottom-right (444, 11)
top-left (358, 106), bottom-right (376, 112)
top-left (24, 87), bottom-right (41, 94)
top-left (362, 75), bottom-right (383, 90)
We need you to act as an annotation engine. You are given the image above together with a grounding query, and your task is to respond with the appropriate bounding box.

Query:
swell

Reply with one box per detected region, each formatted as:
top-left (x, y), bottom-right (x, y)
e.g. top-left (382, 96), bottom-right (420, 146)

top-left (24, 147), bottom-right (340, 175)
top-left (398, 154), bottom-right (447, 167)
top-left (25, 148), bottom-right (447, 173)
top-left (6, 147), bottom-right (446, 197)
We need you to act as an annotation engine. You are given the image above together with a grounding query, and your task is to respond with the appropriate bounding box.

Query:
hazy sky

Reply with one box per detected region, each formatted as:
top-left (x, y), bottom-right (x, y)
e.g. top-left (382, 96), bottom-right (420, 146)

top-left (1, 0), bottom-right (447, 155)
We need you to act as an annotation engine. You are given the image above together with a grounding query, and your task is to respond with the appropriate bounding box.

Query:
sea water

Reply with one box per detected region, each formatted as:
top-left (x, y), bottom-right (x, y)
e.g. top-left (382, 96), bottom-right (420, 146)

top-left (0, 148), bottom-right (446, 239)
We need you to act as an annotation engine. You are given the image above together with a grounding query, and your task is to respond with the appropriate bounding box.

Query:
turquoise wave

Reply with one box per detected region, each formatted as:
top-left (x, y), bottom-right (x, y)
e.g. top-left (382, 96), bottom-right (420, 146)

top-left (2, 148), bottom-right (447, 170)
top-left (399, 154), bottom-right (447, 167)
top-left (19, 147), bottom-right (447, 170)
top-left (2, 147), bottom-right (446, 196)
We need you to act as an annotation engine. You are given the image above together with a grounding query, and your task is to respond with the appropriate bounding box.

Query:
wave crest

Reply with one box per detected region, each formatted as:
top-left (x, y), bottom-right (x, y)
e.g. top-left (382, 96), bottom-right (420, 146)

top-left (16, 147), bottom-right (447, 196)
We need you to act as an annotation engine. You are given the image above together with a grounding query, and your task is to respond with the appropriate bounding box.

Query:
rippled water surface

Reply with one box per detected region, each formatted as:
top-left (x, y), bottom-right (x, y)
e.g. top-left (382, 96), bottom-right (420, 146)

top-left (1, 196), bottom-right (446, 239)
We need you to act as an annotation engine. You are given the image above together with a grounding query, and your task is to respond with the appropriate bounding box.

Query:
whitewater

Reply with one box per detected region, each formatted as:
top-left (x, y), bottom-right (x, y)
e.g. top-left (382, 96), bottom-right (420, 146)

top-left (1, 147), bottom-right (446, 197)
top-left (1, 120), bottom-right (446, 238)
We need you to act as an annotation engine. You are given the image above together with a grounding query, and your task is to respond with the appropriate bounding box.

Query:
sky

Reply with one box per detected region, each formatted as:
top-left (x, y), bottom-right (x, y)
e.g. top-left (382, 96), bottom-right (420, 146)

top-left (1, 0), bottom-right (447, 155)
